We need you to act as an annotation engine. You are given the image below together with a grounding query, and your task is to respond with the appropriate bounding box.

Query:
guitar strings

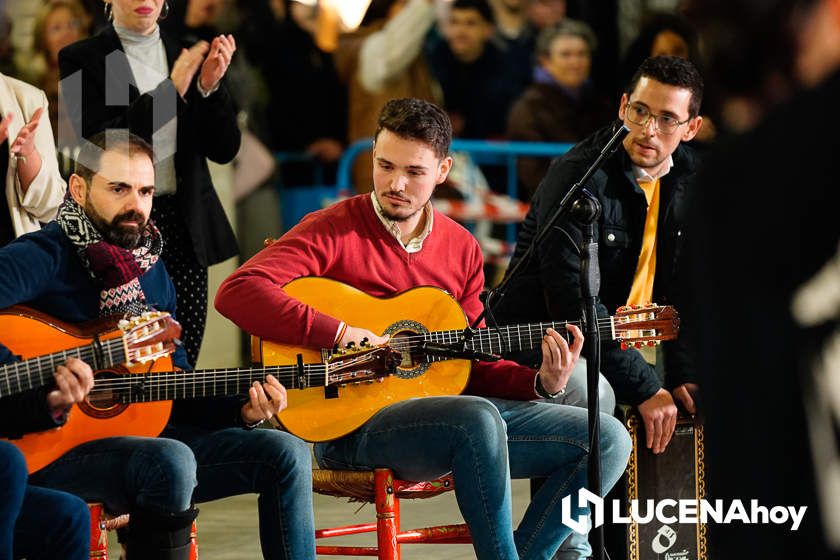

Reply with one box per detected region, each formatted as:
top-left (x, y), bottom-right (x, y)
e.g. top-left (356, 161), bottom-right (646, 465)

top-left (1, 339), bottom-right (121, 393)
top-left (86, 367), bottom-right (329, 395)
top-left (74, 316), bottom-right (665, 396)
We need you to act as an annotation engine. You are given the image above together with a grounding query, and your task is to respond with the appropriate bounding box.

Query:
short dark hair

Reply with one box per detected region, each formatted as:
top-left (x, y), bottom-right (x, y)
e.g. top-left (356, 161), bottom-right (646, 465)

top-left (451, 0), bottom-right (495, 24)
top-left (74, 130), bottom-right (155, 184)
top-left (625, 56), bottom-right (704, 118)
top-left (374, 98), bottom-right (452, 159)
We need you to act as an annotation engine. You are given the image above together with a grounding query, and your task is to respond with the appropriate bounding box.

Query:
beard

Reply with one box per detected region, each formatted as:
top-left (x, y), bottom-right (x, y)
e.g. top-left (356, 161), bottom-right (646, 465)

top-left (85, 203), bottom-right (147, 249)
top-left (375, 191), bottom-right (429, 222)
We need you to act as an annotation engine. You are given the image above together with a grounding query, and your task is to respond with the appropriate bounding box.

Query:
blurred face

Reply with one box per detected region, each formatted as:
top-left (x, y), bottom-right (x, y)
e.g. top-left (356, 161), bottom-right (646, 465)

top-left (44, 7), bottom-right (83, 62)
top-left (70, 150), bottom-right (156, 249)
top-left (498, 0), bottom-right (524, 12)
top-left (447, 8), bottom-right (494, 63)
top-left (618, 76), bottom-right (702, 175)
top-left (527, 0), bottom-right (565, 30)
top-left (541, 35), bottom-right (591, 88)
top-left (108, 0), bottom-right (165, 35)
top-left (651, 30), bottom-right (690, 58)
top-left (185, 0), bottom-right (223, 28)
top-left (795, 0), bottom-right (840, 87)
top-left (372, 129), bottom-right (451, 223)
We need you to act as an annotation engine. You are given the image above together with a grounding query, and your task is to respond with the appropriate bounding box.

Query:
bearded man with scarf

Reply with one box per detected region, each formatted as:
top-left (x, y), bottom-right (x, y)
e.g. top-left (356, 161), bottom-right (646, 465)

top-left (0, 132), bottom-right (316, 560)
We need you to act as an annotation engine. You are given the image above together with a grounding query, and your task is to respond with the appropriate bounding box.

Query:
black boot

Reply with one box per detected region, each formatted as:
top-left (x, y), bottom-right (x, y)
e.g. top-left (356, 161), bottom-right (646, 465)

top-left (123, 507), bottom-right (198, 560)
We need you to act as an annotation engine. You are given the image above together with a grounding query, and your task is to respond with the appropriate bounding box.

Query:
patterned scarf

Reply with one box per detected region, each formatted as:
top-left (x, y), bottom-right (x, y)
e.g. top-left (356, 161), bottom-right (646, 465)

top-left (57, 196), bottom-right (163, 317)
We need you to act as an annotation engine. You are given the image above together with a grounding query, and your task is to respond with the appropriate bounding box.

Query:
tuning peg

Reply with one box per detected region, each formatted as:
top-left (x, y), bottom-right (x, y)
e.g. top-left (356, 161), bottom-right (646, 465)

top-left (345, 341), bottom-right (356, 350)
top-left (360, 337), bottom-right (369, 347)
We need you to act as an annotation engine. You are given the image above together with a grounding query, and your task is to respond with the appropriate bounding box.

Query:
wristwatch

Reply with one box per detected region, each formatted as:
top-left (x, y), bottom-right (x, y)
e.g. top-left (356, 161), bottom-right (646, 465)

top-left (535, 373), bottom-right (566, 399)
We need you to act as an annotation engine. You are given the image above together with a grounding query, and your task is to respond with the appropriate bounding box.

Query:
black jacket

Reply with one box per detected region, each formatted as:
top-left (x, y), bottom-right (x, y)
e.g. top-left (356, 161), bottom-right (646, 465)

top-left (0, 387), bottom-right (65, 439)
top-left (496, 123), bottom-right (699, 405)
top-left (58, 25), bottom-right (240, 267)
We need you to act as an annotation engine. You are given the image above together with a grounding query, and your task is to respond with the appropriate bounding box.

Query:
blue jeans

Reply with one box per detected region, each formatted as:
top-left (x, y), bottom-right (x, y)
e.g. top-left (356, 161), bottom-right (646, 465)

top-left (314, 396), bottom-right (632, 560)
top-left (543, 360), bottom-right (616, 560)
top-left (162, 425), bottom-right (316, 560)
top-left (28, 427), bottom-right (315, 560)
top-left (1, 441), bottom-right (88, 560)
top-left (28, 436), bottom-right (197, 515)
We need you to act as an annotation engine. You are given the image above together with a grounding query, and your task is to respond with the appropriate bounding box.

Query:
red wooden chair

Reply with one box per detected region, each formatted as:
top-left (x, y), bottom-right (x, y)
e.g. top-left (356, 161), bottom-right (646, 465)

top-left (313, 468), bottom-right (471, 559)
top-left (87, 503), bottom-right (198, 560)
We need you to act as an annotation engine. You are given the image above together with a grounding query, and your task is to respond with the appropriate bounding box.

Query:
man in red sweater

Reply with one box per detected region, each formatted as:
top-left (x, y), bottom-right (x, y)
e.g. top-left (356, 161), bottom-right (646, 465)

top-left (216, 97), bottom-right (631, 559)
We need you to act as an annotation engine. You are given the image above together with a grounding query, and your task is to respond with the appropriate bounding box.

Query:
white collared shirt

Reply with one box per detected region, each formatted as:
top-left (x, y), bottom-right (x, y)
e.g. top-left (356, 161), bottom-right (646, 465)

top-left (370, 192), bottom-right (433, 254)
top-left (632, 154), bottom-right (674, 183)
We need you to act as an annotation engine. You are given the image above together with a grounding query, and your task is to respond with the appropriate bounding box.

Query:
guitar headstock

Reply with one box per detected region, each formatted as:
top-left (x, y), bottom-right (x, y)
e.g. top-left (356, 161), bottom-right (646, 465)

top-left (118, 311), bottom-right (182, 365)
top-left (613, 304), bottom-right (680, 349)
top-left (326, 344), bottom-right (402, 386)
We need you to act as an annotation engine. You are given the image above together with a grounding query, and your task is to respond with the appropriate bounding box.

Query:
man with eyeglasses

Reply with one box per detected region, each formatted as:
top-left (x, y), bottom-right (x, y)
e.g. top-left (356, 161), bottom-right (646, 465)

top-left (497, 55), bottom-right (704, 462)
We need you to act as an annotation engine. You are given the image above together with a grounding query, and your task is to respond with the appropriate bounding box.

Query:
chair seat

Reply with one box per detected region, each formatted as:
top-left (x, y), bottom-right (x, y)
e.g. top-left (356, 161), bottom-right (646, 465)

top-left (313, 468), bottom-right (470, 559)
top-left (312, 469), bottom-right (455, 502)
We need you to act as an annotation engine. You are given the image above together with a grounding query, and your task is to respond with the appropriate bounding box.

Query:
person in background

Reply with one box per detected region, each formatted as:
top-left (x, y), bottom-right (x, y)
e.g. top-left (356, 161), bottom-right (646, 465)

top-left (426, 0), bottom-right (525, 139)
top-left (59, 0), bottom-right (241, 366)
top-left (507, 18), bottom-right (613, 199)
top-left (0, 71), bottom-right (66, 248)
top-left (335, 0), bottom-right (440, 193)
top-left (618, 11), bottom-right (716, 142)
top-left (686, 0), bottom-right (840, 557)
top-left (30, 0), bottom-right (91, 141)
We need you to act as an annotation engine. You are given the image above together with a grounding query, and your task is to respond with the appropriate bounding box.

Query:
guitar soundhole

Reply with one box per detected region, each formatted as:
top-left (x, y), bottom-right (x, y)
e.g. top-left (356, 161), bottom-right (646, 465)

top-left (78, 369), bottom-right (129, 419)
top-left (384, 320), bottom-right (430, 379)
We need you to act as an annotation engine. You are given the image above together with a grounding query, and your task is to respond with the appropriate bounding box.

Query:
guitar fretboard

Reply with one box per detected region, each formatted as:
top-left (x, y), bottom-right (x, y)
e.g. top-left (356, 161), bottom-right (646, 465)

top-left (422, 319), bottom-right (615, 357)
top-left (93, 363), bottom-right (329, 403)
top-left (0, 337), bottom-right (123, 399)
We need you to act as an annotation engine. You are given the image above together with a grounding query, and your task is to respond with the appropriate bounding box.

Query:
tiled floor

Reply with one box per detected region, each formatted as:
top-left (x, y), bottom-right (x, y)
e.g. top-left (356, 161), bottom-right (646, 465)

top-left (106, 476), bottom-right (531, 559)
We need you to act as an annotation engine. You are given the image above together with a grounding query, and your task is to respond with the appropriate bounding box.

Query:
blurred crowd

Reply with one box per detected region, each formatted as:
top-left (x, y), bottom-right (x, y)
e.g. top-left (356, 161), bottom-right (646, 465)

top-left (1, 0), bottom-right (738, 204)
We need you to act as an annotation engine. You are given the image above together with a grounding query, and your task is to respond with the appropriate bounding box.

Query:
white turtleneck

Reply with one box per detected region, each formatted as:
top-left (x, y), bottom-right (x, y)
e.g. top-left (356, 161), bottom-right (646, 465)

top-left (114, 24), bottom-right (178, 196)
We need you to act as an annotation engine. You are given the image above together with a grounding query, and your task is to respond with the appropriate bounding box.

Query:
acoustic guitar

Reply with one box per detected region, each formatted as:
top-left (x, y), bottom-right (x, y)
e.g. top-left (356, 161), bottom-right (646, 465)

top-left (256, 277), bottom-right (681, 442)
top-left (0, 306), bottom-right (180, 399)
top-left (3, 313), bottom-right (398, 472)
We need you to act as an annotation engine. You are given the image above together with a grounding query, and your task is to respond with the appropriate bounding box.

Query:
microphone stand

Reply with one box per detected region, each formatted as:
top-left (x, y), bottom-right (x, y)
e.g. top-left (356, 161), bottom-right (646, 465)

top-left (472, 124), bottom-right (629, 560)
top-left (573, 193), bottom-right (604, 560)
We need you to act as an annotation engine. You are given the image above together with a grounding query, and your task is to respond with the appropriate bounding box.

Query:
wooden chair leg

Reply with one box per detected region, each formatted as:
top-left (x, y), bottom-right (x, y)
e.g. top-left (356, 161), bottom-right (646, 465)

top-left (88, 503), bottom-right (108, 560)
top-left (374, 469), bottom-right (400, 560)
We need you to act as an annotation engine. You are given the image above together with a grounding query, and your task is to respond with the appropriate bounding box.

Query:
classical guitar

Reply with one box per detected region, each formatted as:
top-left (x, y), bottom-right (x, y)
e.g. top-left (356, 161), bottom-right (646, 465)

top-left (0, 306), bottom-right (180, 399)
top-left (256, 277), bottom-right (681, 442)
top-left (7, 339), bottom-right (399, 473)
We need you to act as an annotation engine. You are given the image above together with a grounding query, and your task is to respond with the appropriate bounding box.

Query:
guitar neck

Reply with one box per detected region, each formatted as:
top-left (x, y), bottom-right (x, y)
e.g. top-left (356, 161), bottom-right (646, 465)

top-left (426, 319), bottom-right (615, 356)
top-left (0, 337), bottom-right (125, 399)
top-left (99, 363), bottom-right (329, 403)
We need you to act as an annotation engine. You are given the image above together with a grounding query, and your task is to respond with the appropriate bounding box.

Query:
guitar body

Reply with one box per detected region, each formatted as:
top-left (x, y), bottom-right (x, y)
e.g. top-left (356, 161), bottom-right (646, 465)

top-left (258, 277), bottom-right (472, 442)
top-left (0, 308), bottom-right (172, 473)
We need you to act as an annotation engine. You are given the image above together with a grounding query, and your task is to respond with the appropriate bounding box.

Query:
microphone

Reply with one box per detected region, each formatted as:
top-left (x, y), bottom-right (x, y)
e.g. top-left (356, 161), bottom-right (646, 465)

top-left (600, 124), bottom-right (630, 157)
top-left (421, 342), bottom-right (501, 362)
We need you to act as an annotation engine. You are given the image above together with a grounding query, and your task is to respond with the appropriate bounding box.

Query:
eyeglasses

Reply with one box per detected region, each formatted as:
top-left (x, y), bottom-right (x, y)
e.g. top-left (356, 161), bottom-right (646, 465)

top-left (624, 102), bottom-right (690, 135)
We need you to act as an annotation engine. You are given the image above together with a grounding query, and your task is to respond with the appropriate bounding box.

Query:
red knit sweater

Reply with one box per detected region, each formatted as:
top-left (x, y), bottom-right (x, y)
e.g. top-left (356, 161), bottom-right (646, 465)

top-left (216, 194), bottom-right (540, 400)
